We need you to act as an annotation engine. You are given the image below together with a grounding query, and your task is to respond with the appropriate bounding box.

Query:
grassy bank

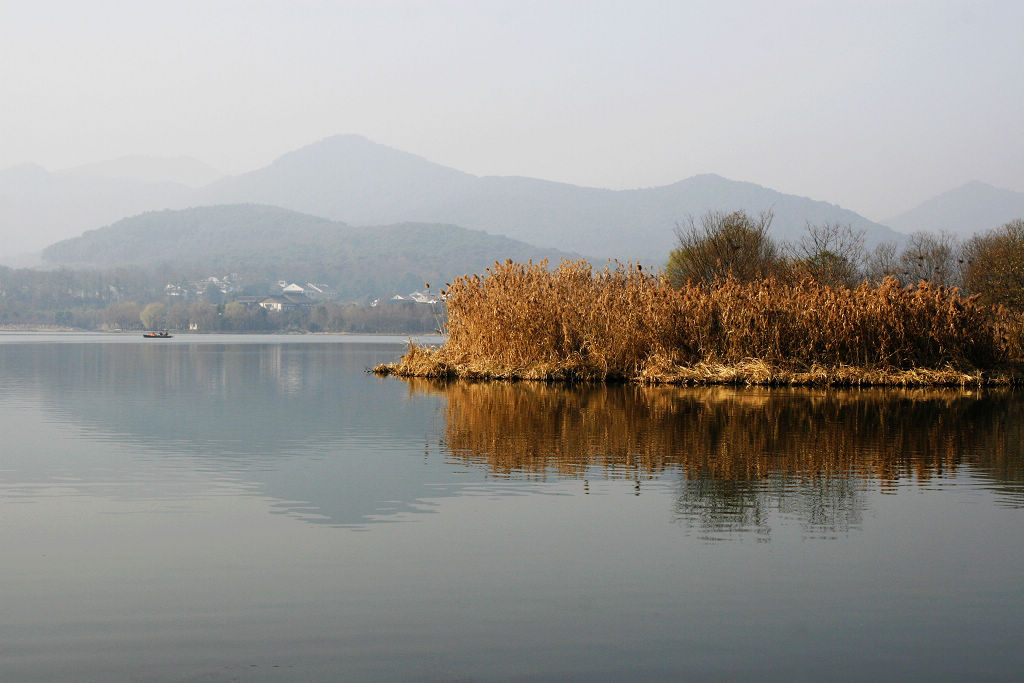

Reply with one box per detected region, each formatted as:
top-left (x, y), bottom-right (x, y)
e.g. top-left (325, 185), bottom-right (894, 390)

top-left (375, 260), bottom-right (1024, 386)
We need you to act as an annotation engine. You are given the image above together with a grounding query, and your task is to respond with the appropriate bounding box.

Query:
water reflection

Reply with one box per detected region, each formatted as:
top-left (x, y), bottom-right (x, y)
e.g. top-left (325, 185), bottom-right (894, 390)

top-left (6, 338), bottom-right (1024, 682)
top-left (0, 340), bottom-right (467, 527)
top-left (410, 380), bottom-right (1024, 536)
top-left (3, 339), bottom-right (1022, 537)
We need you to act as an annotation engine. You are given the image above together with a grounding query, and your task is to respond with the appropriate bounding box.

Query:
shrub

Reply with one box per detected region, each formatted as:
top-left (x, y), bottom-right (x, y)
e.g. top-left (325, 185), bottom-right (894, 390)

top-left (665, 210), bottom-right (782, 286)
top-left (962, 219), bottom-right (1024, 311)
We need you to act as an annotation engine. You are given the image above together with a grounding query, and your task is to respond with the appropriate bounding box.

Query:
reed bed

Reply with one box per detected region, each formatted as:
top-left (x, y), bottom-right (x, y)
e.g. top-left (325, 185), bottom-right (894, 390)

top-left (376, 259), bottom-right (1024, 386)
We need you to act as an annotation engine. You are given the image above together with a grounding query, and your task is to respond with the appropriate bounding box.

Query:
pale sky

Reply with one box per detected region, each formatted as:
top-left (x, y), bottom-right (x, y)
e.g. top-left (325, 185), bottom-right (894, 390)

top-left (1, 0), bottom-right (1022, 220)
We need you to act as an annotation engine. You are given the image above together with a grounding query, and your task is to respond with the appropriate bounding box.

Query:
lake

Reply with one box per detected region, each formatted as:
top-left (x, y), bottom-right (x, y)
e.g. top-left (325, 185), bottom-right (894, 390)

top-left (1, 333), bottom-right (1022, 681)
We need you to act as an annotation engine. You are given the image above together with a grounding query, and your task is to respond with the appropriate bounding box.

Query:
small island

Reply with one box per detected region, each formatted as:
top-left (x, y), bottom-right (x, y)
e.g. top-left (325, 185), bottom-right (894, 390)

top-left (377, 213), bottom-right (1024, 387)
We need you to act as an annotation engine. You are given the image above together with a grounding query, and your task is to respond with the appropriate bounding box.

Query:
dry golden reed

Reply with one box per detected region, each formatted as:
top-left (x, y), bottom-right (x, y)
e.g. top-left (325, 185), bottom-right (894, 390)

top-left (376, 259), bottom-right (1023, 385)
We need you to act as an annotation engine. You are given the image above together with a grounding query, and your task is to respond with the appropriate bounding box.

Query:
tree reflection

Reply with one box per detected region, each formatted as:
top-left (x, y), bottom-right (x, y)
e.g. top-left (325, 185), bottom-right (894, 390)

top-left (407, 380), bottom-right (1024, 536)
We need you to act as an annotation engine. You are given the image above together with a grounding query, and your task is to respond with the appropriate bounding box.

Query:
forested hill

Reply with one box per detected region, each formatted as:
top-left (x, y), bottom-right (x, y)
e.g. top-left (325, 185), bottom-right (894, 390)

top-left (41, 204), bottom-right (576, 299)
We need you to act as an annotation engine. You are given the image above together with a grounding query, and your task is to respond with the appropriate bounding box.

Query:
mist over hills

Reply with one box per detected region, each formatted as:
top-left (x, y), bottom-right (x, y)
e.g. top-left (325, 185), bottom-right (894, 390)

top-left (3, 134), bottom-right (912, 266)
top-left (200, 134), bottom-right (904, 263)
top-left (887, 181), bottom-right (1024, 237)
top-left (63, 155), bottom-right (223, 188)
top-left (41, 204), bottom-right (576, 300)
top-left (0, 163), bottom-right (192, 260)
top-left (198, 135), bottom-right (476, 220)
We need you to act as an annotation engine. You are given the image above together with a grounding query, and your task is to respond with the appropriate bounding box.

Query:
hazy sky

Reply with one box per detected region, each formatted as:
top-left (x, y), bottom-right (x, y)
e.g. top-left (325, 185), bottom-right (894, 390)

top-left (2, 0), bottom-right (1022, 220)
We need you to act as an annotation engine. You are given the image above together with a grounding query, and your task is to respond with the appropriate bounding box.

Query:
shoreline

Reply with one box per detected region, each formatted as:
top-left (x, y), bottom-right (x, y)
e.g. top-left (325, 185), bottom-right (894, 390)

top-left (0, 327), bottom-right (436, 336)
top-left (376, 259), bottom-right (1024, 389)
top-left (374, 345), bottom-right (1024, 387)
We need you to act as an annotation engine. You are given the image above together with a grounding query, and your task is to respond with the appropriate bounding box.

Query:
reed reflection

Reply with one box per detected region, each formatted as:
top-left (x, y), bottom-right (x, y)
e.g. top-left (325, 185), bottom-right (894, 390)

top-left (410, 380), bottom-right (1024, 535)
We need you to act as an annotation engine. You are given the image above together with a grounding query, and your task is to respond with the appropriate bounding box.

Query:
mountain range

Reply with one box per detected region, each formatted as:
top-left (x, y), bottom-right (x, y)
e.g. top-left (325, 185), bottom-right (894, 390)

top-left (64, 155), bottom-right (223, 188)
top-left (0, 163), bottom-right (194, 261)
top-left (886, 181), bottom-right (1024, 237)
top-left (193, 135), bottom-right (904, 263)
top-left (4, 134), bottom-right (1022, 270)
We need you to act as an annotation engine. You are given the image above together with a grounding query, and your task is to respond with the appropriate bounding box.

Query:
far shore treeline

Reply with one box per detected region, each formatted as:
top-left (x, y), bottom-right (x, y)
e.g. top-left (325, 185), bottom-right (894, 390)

top-left (0, 265), bottom-right (443, 334)
top-left (377, 212), bottom-right (1024, 386)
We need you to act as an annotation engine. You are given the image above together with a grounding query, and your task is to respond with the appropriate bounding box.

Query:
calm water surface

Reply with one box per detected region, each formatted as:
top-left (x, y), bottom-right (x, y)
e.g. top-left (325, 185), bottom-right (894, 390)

top-left (1, 333), bottom-right (1022, 681)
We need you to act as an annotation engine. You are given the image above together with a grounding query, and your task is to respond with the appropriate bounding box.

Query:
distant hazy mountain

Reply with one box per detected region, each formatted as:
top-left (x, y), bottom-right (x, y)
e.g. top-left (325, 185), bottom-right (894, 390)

top-left (887, 181), bottom-right (1024, 238)
top-left (198, 135), bottom-right (475, 220)
top-left (0, 163), bottom-right (191, 259)
top-left (63, 155), bottom-right (223, 187)
top-left (41, 204), bottom-right (576, 299)
top-left (3, 134), bottom-right (904, 267)
top-left (201, 135), bottom-right (903, 264)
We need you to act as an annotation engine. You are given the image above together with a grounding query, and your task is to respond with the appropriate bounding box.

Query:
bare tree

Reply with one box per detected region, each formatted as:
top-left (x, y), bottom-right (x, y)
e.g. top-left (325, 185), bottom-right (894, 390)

top-left (103, 301), bottom-right (142, 331)
top-left (665, 209), bottom-right (782, 286)
top-left (961, 218), bottom-right (1024, 310)
top-left (899, 231), bottom-right (960, 287)
top-left (787, 222), bottom-right (866, 287)
top-left (864, 241), bottom-right (901, 284)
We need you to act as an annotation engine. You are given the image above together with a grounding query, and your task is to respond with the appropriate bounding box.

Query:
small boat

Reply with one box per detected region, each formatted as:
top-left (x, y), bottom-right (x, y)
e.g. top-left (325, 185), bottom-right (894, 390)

top-left (143, 330), bottom-right (173, 338)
